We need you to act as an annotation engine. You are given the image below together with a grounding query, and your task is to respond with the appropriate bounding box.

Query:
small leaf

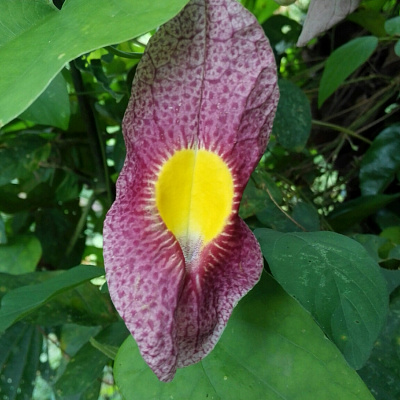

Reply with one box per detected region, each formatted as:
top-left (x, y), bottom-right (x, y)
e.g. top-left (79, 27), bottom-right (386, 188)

top-left (255, 229), bottom-right (389, 369)
top-left (0, 265), bottom-right (104, 332)
top-left (0, 323), bottom-right (42, 400)
top-left (0, 215), bottom-right (6, 244)
top-left (0, 134), bottom-right (51, 186)
top-left (297, 0), bottom-right (361, 46)
top-left (292, 202), bottom-right (320, 231)
top-left (0, 235), bottom-right (42, 275)
top-left (54, 322), bottom-right (129, 397)
top-left (239, 169), bottom-right (282, 219)
top-left (318, 36), bottom-right (378, 107)
top-left (352, 233), bottom-right (388, 263)
top-left (347, 9), bottom-right (387, 37)
top-left (327, 193), bottom-right (400, 231)
top-left (114, 273), bottom-right (375, 400)
top-left (360, 124), bottom-right (400, 195)
top-left (395, 40), bottom-right (400, 57)
top-left (272, 79), bottom-right (311, 152)
top-left (384, 16), bottom-right (400, 36)
top-left (89, 337), bottom-right (119, 360)
top-left (19, 72), bottom-right (70, 130)
top-left (262, 15), bottom-right (302, 54)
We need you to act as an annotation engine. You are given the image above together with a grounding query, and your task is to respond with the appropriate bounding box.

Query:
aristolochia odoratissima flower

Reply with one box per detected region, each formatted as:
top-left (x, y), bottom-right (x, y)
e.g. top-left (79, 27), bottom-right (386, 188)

top-left (103, 0), bottom-right (279, 382)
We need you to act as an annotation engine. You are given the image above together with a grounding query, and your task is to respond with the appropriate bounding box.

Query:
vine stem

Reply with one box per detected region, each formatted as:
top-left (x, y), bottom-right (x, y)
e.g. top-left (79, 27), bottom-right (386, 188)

top-left (65, 192), bottom-right (96, 257)
top-left (266, 187), bottom-right (307, 232)
top-left (312, 120), bottom-right (372, 145)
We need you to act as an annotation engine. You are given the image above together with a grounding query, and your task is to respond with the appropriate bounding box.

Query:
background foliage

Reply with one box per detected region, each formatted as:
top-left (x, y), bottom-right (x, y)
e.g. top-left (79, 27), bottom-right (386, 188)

top-left (0, 0), bottom-right (399, 399)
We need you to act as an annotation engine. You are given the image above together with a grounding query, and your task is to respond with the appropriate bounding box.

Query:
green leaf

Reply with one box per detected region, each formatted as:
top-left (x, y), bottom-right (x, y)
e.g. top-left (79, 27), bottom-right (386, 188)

top-left (0, 270), bottom-right (116, 327)
top-left (0, 0), bottom-right (190, 128)
top-left (0, 215), bottom-right (6, 244)
top-left (352, 233), bottom-right (388, 263)
top-left (0, 323), bottom-right (42, 400)
top-left (358, 287), bottom-right (400, 399)
top-left (0, 235), bottom-right (42, 275)
top-left (380, 269), bottom-right (400, 294)
top-left (239, 169), bottom-right (282, 219)
top-left (327, 193), bottom-right (400, 231)
top-left (0, 265), bottom-right (104, 333)
top-left (292, 202), bottom-right (320, 231)
top-left (272, 79), bottom-right (311, 152)
top-left (114, 274), bottom-right (374, 400)
top-left (318, 36), bottom-right (378, 107)
top-left (89, 337), bottom-right (119, 360)
top-left (35, 204), bottom-right (86, 269)
top-left (395, 40), bottom-right (400, 57)
top-left (262, 15), bottom-right (302, 54)
top-left (19, 72), bottom-right (70, 130)
top-left (0, 134), bottom-right (51, 186)
top-left (347, 9), bottom-right (387, 37)
top-left (54, 322), bottom-right (129, 397)
top-left (384, 16), bottom-right (400, 36)
top-left (359, 124), bottom-right (400, 195)
top-left (255, 229), bottom-right (389, 369)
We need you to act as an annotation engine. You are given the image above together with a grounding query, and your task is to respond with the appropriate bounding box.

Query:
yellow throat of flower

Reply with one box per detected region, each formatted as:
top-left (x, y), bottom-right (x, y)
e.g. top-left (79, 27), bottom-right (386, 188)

top-left (155, 148), bottom-right (234, 258)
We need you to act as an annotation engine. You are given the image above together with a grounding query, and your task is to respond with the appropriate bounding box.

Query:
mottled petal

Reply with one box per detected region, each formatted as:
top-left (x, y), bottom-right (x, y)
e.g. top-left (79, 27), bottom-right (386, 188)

top-left (104, 0), bottom-right (278, 382)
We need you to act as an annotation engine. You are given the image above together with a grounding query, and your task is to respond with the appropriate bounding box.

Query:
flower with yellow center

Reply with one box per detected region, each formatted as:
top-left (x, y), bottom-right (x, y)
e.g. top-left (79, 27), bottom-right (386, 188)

top-left (103, 0), bottom-right (279, 382)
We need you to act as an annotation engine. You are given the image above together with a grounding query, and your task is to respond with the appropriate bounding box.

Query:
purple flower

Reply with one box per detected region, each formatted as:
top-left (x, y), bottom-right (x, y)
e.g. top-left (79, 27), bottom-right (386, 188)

top-left (104, 0), bottom-right (279, 382)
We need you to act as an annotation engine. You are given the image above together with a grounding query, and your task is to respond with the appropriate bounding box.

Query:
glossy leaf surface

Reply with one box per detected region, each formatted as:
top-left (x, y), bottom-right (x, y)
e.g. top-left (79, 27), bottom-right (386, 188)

top-left (0, 0), bottom-right (189, 127)
top-left (255, 229), bottom-right (389, 369)
top-left (19, 72), bottom-right (70, 130)
top-left (114, 274), bottom-right (374, 400)
top-left (0, 265), bottom-right (104, 332)
top-left (359, 124), bottom-right (400, 195)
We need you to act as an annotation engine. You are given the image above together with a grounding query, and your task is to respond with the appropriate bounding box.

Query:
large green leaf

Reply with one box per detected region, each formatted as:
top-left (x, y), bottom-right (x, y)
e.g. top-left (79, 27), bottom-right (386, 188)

top-left (0, 235), bottom-right (42, 275)
top-left (359, 124), bottom-right (400, 196)
top-left (19, 72), bottom-right (70, 130)
top-left (0, 265), bottom-right (104, 333)
top-left (318, 36), bottom-right (378, 107)
top-left (0, 323), bottom-right (42, 400)
top-left (114, 274), bottom-right (374, 400)
top-left (255, 229), bottom-right (389, 369)
top-left (358, 287), bottom-right (400, 400)
top-left (272, 79), bottom-right (311, 152)
top-left (0, 0), bottom-right (189, 128)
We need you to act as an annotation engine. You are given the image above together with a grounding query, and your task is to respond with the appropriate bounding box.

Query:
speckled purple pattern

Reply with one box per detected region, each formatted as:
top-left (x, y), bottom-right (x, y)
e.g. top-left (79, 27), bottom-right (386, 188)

top-left (103, 0), bottom-right (279, 382)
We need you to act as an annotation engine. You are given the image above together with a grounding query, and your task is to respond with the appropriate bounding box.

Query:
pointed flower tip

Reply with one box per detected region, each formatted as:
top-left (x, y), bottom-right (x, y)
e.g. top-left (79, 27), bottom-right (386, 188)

top-left (103, 0), bottom-right (279, 381)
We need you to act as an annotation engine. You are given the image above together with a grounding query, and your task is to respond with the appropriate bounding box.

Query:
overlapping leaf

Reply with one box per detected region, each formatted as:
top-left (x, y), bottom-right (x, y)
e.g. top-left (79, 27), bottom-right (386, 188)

top-left (114, 274), bottom-right (374, 400)
top-left (255, 229), bottom-right (389, 369)
top-left (0, 265), bottom-right (104, 332)
top-left (359, 124), bottom-right (400, 196)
